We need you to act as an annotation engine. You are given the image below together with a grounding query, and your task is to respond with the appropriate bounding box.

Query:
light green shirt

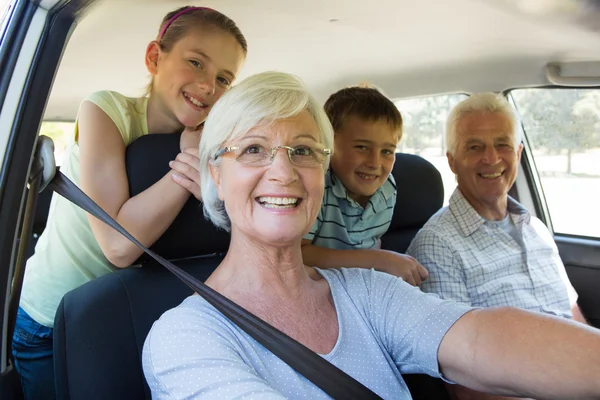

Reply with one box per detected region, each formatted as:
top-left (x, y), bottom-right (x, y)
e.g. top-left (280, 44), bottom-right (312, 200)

top-left (20, 90), bottom-right (149, 327)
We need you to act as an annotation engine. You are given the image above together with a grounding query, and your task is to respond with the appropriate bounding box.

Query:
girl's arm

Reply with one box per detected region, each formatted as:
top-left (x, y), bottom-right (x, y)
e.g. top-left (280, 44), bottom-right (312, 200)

top-left (78, 101), bottom-right (193, 267)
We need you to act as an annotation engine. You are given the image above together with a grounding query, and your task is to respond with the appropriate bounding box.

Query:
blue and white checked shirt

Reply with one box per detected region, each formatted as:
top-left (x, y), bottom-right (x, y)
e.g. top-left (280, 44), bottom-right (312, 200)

top-left (407, 188), bottom-right (577, 319)
top-left (304, 169), bottom-right (397, 249)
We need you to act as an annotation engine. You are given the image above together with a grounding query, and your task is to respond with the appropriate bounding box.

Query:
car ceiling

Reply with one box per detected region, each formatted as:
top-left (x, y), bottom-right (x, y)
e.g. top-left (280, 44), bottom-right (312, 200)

top-left (43, 0), bottom-right (600, 121)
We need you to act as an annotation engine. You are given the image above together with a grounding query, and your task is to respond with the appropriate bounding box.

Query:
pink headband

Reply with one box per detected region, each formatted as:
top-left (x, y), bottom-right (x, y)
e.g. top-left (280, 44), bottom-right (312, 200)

top-left (158, 6), bottom-right (212, 41)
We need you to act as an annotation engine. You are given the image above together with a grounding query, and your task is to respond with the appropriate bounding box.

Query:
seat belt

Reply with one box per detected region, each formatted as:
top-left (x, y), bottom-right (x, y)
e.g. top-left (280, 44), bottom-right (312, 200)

top-left (48, 171), bottom-right (382, 400)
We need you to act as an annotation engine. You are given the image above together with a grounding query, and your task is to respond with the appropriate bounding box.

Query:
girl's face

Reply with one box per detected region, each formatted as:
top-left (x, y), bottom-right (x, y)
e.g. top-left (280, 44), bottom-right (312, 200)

top-left (147, 24), bottom-right (245, 129)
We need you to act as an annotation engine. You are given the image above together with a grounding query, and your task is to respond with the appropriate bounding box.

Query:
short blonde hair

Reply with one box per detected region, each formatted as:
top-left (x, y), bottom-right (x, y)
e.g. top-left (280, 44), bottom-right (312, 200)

top-left (199, 71), bottom-right (334, 231)
top-left (446, 92), bottom-right (521, 156)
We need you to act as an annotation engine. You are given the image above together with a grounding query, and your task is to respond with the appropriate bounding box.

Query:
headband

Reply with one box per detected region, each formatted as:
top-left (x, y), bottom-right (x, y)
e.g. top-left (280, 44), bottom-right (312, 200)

top-left (158, 6), bottom-right (213, 41)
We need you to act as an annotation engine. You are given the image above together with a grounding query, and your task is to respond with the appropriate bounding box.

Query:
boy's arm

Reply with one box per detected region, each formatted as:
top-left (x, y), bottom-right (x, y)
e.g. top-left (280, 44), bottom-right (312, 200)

top-left (301, 240), bottom-right (428, 286)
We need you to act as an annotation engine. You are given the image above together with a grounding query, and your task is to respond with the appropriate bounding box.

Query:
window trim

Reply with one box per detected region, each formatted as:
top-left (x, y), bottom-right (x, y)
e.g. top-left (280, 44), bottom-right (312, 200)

top-left (0, 0), bottom-right (98, 374)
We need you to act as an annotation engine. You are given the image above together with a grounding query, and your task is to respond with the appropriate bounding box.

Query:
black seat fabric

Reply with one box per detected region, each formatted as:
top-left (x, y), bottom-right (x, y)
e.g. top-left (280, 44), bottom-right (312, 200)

top-left (125, 133), bottom-right (230, 261)
top-left (383, 153), bottom-right (449, 400)
top-left (53, 147), bottom-right (449, 400)
top-left (53, 256), bottom-right (222, 400)
top-left (382, 153), bottom-right (444, 254)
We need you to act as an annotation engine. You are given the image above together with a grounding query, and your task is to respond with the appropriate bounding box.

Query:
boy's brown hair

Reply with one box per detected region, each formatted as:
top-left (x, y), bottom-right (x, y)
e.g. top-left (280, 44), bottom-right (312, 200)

top-left (324, 85), bottom-right (403, 140)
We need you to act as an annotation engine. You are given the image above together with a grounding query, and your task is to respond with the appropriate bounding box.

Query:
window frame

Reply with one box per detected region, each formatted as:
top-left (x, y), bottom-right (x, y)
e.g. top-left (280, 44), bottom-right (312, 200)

top-left (0, 0), bottom-right (99, 375)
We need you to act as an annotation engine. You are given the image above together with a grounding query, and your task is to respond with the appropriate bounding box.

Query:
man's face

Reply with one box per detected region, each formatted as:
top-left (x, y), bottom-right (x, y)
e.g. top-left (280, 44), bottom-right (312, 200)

top-left (447, 112), bottom-right (523, 214)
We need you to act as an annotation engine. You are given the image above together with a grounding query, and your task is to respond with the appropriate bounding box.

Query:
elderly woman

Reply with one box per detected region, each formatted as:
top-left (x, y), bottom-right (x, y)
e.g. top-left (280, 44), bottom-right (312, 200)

top-left (142, 72), bottom-right (600, 399)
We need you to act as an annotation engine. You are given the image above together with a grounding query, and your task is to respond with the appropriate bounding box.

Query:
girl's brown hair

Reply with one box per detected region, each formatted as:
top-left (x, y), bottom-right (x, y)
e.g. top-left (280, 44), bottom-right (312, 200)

top-left (157, 6), bottom-right (247, 54)
top-left (146, 6), bottom-right (248, 94)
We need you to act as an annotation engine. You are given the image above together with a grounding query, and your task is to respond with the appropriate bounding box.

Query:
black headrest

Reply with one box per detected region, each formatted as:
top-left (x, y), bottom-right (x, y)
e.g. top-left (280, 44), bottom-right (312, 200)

top-left (125, 133), bottom-right (230, 261)
top-left (381, 153), bottom-right (444, 253)
top-left (388, 153), bottom-right (444, 230)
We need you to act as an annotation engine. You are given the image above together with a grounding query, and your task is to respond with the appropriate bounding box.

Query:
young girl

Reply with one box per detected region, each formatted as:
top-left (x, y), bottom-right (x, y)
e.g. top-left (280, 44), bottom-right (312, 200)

top-left (12, 6), bottom-right (247, 399)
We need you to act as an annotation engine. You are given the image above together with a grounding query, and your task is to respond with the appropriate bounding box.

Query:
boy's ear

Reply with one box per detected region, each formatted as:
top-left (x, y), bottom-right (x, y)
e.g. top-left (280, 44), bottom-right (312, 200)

top-left (145, 41), bottom-right (161, 76)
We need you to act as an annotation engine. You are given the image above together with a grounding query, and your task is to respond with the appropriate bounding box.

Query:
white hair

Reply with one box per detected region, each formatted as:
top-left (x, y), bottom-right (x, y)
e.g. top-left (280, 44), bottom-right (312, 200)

top-left (199, 71), bottom-right (334, 231)
top-left (445, 92), bottom-right (522, 156)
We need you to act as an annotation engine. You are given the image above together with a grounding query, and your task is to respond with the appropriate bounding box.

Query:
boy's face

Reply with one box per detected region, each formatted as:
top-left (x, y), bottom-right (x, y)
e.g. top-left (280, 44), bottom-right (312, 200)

top-left (330, 116), bottom-right (398, 206)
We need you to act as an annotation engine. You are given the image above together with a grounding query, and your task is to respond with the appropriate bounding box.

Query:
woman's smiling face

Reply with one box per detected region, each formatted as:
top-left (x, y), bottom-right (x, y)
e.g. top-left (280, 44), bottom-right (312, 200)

top-left (211, 110), bottom-right (327, 246)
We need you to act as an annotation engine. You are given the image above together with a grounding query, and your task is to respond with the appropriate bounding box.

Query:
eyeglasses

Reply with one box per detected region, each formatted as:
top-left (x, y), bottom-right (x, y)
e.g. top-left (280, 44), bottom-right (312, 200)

top-left (213, 144), bottom-right (332, 167)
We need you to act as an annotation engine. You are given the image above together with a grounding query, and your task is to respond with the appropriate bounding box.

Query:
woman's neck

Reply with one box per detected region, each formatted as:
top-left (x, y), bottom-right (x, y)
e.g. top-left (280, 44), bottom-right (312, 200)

top-left (146, 94), bottom-right (184, 134)
top-left (207, 234), bottom-right (317, 302)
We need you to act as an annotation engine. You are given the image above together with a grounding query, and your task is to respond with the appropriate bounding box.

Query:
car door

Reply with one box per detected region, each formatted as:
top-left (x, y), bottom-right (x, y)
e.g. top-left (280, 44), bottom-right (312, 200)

top-left (508, 86), bottom-right (600, 328)
top-left (0, 1), bottom-right (97, 398)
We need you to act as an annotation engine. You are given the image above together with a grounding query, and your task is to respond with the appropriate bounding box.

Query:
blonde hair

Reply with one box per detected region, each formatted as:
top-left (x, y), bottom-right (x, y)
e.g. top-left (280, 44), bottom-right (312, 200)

top-left (199, 71), bottom-right (334, 231)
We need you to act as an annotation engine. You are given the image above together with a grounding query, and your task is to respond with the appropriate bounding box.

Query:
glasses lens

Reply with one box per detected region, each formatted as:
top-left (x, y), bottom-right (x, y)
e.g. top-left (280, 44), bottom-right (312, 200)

top-left (236, 144), bottom-right (270, 166)
top-left (290, 146), bottom-right (325, 166)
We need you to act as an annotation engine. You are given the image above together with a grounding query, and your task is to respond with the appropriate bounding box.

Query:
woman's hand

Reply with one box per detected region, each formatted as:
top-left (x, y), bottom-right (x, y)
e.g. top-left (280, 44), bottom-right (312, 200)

top-left (378, 251), bottom-right (429, 286)
top-left (180, 125), bottom-right (203, 152)
top-left (170, 148), bottom-right (201, 200)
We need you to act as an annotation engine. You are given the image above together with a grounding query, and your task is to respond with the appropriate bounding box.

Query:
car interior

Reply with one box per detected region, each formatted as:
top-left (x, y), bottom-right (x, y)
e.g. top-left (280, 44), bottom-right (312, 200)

top-left (1, 0), bottom-right (600, 399)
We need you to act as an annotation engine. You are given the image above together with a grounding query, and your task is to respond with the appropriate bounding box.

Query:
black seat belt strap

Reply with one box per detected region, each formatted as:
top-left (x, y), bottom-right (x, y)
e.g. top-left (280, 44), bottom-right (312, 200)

top-left (48, 171), bottom-right (382, 400)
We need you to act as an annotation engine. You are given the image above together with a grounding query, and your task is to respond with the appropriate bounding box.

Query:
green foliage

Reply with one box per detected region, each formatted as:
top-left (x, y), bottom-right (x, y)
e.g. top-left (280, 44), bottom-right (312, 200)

top-left (511, 88), bottom-right (600, 173)
top-left (511, 89), bottom-right (600, 153)
top-left (395, 94), bottom-right (467, 155)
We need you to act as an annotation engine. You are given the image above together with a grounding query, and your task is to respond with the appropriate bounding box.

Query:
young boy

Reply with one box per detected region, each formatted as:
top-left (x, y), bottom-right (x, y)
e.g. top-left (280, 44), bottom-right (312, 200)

top-left (301, 86), bottom-right (429, 286)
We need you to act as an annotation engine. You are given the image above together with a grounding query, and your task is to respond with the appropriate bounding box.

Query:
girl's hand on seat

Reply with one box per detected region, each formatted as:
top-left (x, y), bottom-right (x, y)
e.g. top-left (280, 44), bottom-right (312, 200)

top-left (180, 125), bottom-right (203, 152)
top-left (170, 148), bottom-right (201, 200)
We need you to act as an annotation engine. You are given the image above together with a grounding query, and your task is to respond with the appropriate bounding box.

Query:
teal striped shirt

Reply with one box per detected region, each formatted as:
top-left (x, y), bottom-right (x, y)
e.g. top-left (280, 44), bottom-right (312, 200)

top-left (305, 170), bottom-right (397, 249)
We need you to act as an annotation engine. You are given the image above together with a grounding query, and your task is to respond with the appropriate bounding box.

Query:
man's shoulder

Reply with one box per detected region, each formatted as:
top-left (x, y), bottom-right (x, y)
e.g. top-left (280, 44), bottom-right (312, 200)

top-left (526, 215), bottom-right (557, 245)
top-left (419, 206), bottom-right (457, 235)
top-left (408, 206), bottom-right (461, 253)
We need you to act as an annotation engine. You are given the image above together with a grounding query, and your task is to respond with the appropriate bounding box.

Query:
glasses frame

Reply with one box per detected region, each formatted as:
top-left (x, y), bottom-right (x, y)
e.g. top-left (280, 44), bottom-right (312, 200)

top-left (213, 145), bottom-right (332, 167)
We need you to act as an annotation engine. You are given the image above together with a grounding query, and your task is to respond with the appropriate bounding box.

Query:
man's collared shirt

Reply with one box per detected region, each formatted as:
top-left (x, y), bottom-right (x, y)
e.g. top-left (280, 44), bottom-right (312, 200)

top-left (407, 188), bottom-right (577, 319)
top-left (304, 169), bottom-right (397, 250)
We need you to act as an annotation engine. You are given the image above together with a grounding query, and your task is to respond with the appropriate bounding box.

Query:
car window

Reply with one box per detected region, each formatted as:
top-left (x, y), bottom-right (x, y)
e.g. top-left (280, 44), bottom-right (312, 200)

top-left (510, 88), bottom-right (600, 239)
top-left (394, 93), bottom-right (469, 205)
top-left (39, 121), bottom-right (75, 165)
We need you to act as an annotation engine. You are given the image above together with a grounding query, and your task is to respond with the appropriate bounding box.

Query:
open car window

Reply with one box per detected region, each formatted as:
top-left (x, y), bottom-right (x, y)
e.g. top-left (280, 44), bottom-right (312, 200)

top-left (395, 93), bottom-right (468, 205)
top-left (510, 88), bottom-right (600, 239)
top-left (39, 121), bottom-right (75, 165)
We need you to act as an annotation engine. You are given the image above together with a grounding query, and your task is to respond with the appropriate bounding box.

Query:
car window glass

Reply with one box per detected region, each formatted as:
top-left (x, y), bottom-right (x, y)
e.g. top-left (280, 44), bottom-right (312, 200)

top-left (394, 93), bottom-right (469, 205)
top-left (510, 88), bottom-right (600, 238)
top-left (39, 121), bottom-right (75, 165)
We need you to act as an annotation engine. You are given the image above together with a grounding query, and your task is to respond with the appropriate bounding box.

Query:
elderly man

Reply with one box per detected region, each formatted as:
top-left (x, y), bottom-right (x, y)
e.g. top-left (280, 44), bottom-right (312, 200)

top-left (407, 92), bottom-right (588, 400)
